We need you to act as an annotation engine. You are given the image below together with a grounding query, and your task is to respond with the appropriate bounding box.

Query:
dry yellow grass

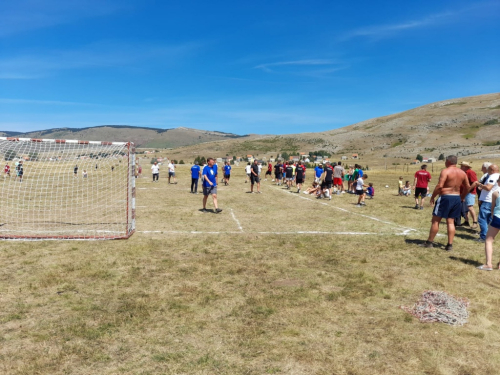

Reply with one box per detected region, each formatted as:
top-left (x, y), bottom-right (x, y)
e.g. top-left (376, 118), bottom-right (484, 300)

top-left (1, 164), bottom-right (500, 374)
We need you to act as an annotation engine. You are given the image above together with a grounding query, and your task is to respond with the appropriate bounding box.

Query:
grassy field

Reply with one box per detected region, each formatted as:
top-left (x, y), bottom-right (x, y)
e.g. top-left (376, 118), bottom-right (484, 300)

top-left (2, 164), bottom-right (500, 375)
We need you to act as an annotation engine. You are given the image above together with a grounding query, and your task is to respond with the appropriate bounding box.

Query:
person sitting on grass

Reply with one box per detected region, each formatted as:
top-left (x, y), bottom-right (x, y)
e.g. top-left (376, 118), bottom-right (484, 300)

top-left (304, 182), bottom-right (322, 196)
top-left (478, 178), bottom-right (500, 271)
top-left (366, 182), bottom-right (375, 199)
top-left (355, 174), bottom-right (368, 207)
top-left (398, 176), bottom-right (404, 196)
top-left (402, 181), bottom-right (412, 196)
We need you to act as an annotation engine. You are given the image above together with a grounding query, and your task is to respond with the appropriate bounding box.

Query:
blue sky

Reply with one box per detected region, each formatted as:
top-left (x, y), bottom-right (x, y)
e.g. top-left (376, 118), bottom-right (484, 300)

top-left (0, 0), bottom-right (499, 135)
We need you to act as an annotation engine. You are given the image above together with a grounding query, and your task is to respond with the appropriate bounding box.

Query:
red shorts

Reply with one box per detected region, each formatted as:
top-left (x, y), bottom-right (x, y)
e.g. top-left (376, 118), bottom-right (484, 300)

top-left (333, 178), bottom-right (343, 186)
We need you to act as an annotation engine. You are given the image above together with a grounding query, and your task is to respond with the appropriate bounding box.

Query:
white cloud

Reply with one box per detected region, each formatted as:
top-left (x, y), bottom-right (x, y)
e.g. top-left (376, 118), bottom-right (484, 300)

top-left (338, 9), bottom-right (462, 41)
top-left (254, 59), bottom-right (336, 73)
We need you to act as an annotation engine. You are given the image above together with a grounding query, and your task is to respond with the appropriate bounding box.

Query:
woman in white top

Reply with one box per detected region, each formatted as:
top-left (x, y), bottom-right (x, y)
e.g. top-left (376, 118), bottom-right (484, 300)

top-left (478, 177), bottom-right (500, 270)
top-left (245, 163), bottom-right (251, 183)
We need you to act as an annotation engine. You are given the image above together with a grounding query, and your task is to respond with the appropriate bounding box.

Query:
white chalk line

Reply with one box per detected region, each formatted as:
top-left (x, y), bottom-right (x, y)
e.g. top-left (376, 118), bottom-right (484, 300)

top-left (138, 230), bottom-right (377, 235)
top-left (272, 186), bottom-right (418, 233)
top-left (230, 209), bottom-right (243, 231)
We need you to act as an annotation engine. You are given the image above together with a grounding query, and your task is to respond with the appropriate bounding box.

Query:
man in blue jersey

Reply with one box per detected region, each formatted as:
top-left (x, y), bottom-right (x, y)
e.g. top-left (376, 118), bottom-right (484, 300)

top-left (190, 161), bottom-right (201, 194)
top-left (202, 158), bottom-right (222, 213)
top-left (314, 164), bottom-right (323, 184)
top-left (223, 161), bottom-right (231, 186)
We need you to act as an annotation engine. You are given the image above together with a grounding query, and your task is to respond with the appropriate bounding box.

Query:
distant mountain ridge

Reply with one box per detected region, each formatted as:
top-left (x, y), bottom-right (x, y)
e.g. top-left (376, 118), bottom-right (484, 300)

top-left (0, 125), bottom-right (248, 148)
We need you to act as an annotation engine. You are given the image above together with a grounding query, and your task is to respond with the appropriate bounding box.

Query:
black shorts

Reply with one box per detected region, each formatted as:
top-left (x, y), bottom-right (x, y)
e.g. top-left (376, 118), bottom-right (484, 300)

top-left (355, 189), bottom-right (365, 195)
top-left (250, 175), bottom-right (260, 184)
top-left (415, 187), bottom-right (427, 198)
top-left (324, 181), bottom-right (332, 189)
top-left (275, 173), bottom-right (282, 179)
top-left (224, 174), bottom-right (230, 179)
top-left (296, 178), bottom-right (304, 184)
top-left (265, 171), bottom-right (272, 175)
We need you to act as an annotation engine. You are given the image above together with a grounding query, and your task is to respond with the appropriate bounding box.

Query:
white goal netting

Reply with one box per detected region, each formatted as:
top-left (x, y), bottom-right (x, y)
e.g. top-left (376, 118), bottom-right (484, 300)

top-left (0, 137), bottom-right (135, 240)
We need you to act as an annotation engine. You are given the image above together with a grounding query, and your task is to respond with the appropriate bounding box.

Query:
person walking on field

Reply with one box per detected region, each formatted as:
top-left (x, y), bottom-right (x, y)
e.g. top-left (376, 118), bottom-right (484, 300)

top-left (202, 158), bottom-right (222, 213)
top-left (151, 161), bottom-right (159, 182)
top-left (223, 161), bottom-right (231, 186)
top-left (250, 159), bottom-right (261, 193)
top-left (190, 161), bottom-right (201, 194)
top-left (265, 162), bottom-right (272, 181)
top-left (414, 164), bottom-right (431, 209)
top-left (459, 161), bottom-right (478, 228)
top-left (245, 162), bottom-right (251, 183)
top-left (168, 161), bottom-right (177, 184)
top-left (420, 156), bottom-right (470, 251)
top-left (472, 164), bottom-right (499, 242)
top-left (477, 178), bottom-right (500, 271)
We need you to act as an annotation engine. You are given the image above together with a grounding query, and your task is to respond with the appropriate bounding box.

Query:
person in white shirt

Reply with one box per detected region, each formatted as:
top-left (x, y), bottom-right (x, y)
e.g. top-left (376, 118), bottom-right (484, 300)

top-left (245, 163), bottom-right (251, 183)
top-left (473, 164), bottom-right (499, 242)
top-left (168, 161), bottom-right (177, 184)
top-left (355, 174), bottom-right (368, 207)
top-left (151, 161), bottom-right (160, 182)
top-left (257, 162), bottom-right (262, 177)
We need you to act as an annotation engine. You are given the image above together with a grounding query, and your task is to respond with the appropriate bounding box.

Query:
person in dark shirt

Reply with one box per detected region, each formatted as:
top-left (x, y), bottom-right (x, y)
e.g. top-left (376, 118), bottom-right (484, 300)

top-left (250, 159), bottom-right (261, 193)
top-left (295, 161), bottom-right (305, 193)
top-left (321, 162), bottom-right (334, 199)
top-left (274, 162), bottom-right (283, 186)
top-left (285, 161), bottom-right (294, 190)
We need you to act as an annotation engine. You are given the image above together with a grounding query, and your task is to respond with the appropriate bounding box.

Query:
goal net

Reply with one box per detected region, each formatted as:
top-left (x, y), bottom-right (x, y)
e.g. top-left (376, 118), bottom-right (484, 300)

top-left (0, 137), bottom-right (136, 240)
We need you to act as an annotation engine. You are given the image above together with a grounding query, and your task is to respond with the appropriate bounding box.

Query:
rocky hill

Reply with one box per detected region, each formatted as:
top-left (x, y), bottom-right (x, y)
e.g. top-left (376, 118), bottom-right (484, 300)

top-left (164, 93), bottom-right (500, 165)
top-left (0, 126), bottom-right (248, 148)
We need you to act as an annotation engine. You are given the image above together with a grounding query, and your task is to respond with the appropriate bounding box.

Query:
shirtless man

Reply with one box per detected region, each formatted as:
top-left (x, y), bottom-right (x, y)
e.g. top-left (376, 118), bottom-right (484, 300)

top-left (420, 155), bottom-right (469, 251)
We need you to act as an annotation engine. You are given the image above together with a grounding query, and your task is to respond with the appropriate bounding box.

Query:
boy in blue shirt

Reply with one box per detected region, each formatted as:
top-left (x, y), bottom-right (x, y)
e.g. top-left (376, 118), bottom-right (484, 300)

top-left (190, 162), bottom-right (201, 194)
top-left (202, 158), bottom-right (222, 213)
top-left (314, 164), bottom-right (323, 183)
top-left (223, 161), bottom-right (231, 186)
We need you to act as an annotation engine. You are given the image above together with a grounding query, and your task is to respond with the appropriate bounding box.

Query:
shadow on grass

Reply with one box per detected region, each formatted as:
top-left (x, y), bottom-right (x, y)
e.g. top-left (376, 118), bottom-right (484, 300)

top-left (454, 233), bottom-right (478, 240)
top-left (401, 205), bottom-right (419, 209)
top-left (449, 256), bottom-right (482, 267)
top-left (404, 239), bottom-right (445, 249)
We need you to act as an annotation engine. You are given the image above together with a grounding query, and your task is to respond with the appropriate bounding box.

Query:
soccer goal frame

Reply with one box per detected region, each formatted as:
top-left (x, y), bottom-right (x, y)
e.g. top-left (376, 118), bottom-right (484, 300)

top-left (0, 137), bottom-right (136, 240)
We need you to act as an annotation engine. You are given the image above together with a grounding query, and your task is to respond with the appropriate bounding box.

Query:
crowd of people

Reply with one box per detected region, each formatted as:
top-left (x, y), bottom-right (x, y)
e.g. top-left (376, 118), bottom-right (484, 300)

top-left (146, 154), bottom-right (500, 271)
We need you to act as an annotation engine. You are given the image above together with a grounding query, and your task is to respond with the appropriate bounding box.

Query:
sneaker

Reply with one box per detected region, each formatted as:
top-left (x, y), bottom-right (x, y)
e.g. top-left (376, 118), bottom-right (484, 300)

top-left (414, 204), bottom-right (419, 209)
top-left (474, 238), bottom-right (485, 243)
top-left (419, 241), bottom-right (434, 248)
top-left (329, 196), bottom-right (332, 200)
top-left (445, 244), bottom-right (453, 251)
top-left (462, 221), bottom-right (470, 227)
top-left (360, 202), bottom-right (366, 205)
top-left (215, 208), bottom-right (223, 213)
top-left (297, 189), bottom-right (300, 193)
top-left (341, 191), bottom-right (346, 194)
top-left (420, 206), bottom-right (424, 210)
top-left (355, 204), bottom-right (362, 207)
top-left (257, 191), bottom-right (262, 194)
top-left (202, 208), bottom-right (208, 213)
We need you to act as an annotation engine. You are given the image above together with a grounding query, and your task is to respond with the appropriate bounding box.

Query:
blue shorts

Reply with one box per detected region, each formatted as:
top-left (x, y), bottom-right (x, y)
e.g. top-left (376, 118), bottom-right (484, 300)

top-left (490, 216), bottom-right (500, 229)
top-left (465, 193), bottom-right (476, 206)
top-left (432, 195), bottom-right (461, 219)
